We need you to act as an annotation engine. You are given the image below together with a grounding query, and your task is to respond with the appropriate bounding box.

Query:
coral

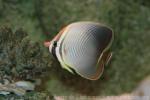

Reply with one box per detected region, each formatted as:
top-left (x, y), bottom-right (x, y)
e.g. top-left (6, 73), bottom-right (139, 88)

top-left (0, 27), bottom-right (52, 81)
top-left (0, 91), bottom-right (55, 100)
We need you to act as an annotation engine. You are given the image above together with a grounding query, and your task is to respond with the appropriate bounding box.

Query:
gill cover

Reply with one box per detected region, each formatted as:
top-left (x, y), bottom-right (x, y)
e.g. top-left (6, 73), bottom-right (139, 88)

top-left (50, 22), bottom-right (113, 80)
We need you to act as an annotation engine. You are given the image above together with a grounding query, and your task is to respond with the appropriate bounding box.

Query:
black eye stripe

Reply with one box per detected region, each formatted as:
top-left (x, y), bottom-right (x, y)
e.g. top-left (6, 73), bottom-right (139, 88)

top-left (53, 41), bottom-right (57, 46)
top-left (51, 41), bottom-right (58, 59)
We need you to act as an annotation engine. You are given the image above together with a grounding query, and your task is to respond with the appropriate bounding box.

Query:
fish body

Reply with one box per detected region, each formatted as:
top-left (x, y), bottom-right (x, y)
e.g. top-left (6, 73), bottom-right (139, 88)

top-left (48, 22), bottom-right (114, 80)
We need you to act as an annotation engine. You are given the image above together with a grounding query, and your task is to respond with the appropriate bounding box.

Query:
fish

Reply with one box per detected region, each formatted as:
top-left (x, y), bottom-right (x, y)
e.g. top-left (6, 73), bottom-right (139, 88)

top-left (44, 21), bottom-right (114, 80)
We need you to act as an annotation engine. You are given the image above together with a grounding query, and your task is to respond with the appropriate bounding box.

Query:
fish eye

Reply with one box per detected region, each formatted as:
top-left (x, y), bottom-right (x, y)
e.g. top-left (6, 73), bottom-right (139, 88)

top-left (51, 41), bottom-right (57, 59)
top-left (53, 41), bottom-right (57, 47)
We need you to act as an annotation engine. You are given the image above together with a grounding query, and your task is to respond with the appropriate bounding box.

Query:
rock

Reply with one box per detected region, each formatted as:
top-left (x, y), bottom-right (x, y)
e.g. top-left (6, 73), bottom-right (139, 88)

top-left (15, 81), bottom-right (35, 91)
top-left (0, 91), bottom-right (10, 95)
top-left (132, 76), bottom-right (150, 100)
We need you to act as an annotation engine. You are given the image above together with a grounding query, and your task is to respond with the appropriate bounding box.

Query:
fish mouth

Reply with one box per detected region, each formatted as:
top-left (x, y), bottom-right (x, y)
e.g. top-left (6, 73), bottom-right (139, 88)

top-left (44, 41), bottom-right (51, 48)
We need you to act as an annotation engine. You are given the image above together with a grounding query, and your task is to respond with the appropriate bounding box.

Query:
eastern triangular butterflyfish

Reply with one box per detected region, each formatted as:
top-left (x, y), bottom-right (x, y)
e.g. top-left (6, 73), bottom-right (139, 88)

top-left (44, 21), bottom-right (114, 80)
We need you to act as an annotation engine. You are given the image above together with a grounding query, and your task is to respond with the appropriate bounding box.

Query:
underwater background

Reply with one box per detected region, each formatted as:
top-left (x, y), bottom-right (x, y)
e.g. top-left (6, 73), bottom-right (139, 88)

top-left (0, 0), bottom-right (150, 99)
